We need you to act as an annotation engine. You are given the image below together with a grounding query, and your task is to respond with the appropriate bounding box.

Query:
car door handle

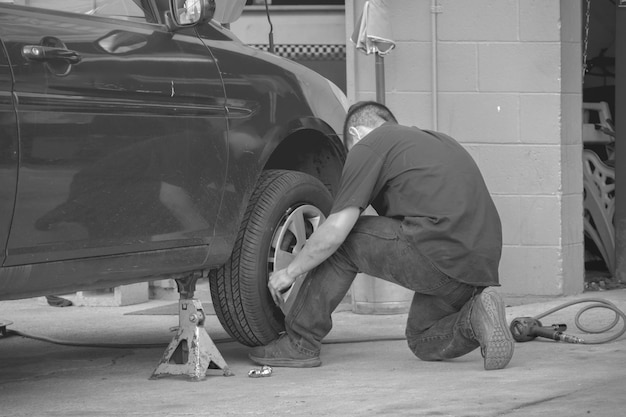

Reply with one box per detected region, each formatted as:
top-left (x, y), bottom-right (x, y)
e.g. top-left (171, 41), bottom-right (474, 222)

top-left (22, 45), bottom-right (82, 64)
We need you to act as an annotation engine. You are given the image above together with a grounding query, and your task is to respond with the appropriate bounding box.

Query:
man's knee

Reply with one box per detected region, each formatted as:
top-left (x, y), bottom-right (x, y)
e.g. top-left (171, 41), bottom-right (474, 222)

top-left (406, 336), bottom-right (443, 362)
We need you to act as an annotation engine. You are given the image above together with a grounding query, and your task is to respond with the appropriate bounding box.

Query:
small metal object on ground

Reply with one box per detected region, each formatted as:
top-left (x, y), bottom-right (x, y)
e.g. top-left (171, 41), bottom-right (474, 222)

top-left (248, 365), bottom-right (273, 378)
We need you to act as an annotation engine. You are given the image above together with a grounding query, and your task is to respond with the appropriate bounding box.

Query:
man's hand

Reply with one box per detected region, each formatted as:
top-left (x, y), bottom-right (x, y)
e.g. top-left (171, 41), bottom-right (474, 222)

top-left (267, 206), bottom-right (361, 306)
top-left (268, 268), bottom-right (297, 306)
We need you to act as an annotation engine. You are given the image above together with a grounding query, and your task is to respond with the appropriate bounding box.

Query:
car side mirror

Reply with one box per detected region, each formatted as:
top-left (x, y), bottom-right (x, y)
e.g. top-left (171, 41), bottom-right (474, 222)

top-left (167, 0), bottom-right (216, 30)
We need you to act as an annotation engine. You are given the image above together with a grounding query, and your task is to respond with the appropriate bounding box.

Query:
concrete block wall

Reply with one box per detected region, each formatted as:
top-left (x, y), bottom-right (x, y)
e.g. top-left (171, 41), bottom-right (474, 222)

top-left (346, 0), bottom-right (584, 297)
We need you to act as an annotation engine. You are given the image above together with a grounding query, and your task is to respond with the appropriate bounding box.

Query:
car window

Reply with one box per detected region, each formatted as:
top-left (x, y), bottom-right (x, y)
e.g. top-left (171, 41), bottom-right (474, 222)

top-left (8, 0), bottom-right (156, 23)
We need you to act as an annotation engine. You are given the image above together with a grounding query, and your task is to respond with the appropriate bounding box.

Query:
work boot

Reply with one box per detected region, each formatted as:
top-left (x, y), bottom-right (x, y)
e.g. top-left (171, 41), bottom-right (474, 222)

top-left (249, 333), bottom-right (321, 368)
top-left (470, 288), bottom-right (514, 370)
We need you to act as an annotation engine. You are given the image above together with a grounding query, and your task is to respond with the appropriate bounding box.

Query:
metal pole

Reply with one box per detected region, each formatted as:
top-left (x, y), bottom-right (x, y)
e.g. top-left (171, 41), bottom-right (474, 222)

top-left (375, 53), bottom-right (385, 104)
top-left (614, 5), bottom-right (626, 281)
top-left (431, 0), bottom-right (440, 131)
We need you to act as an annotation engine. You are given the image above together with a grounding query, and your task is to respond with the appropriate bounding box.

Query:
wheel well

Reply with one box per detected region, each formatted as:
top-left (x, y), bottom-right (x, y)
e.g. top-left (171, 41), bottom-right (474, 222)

top-left (264, 129), bottom-right (346, 197)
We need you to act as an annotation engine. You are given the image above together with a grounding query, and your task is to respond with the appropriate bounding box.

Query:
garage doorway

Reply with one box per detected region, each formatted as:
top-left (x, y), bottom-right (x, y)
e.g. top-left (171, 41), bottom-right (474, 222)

top-left (582, 0), bottom-right (626, 291)
top-left (581, 0), bottom-right (618, 289)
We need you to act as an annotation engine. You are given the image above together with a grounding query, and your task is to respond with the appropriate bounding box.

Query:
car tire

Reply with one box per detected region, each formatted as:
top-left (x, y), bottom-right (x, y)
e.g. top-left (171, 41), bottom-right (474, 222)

top-left (209, 169), bottom-right (333, 347)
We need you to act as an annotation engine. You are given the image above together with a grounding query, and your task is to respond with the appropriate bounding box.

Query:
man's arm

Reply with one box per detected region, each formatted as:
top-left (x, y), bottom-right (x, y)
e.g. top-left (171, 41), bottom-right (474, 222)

top-left (268, 206), bottom-right (361, 305)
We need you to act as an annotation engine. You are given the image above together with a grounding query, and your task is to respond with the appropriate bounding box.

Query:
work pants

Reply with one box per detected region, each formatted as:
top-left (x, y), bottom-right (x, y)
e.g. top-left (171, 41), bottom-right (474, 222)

top-left (285, 215), bottom-right (484, 361)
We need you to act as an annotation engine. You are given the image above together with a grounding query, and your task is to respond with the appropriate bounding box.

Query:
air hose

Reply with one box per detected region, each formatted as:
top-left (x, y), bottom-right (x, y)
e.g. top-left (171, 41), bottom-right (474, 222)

top-left (510, 298), bottom-right (626, 344)
top-left (1, 328), bottom-right (214, 349)
top-left (1, 328), bottom-right (405, 349)
top-left (4, 298), bottom-right (624, 349)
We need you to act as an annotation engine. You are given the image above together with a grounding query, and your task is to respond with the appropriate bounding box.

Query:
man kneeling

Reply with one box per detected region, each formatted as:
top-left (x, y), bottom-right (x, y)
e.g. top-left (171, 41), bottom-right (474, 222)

top-left (250, 101), bottom-right (514, 371)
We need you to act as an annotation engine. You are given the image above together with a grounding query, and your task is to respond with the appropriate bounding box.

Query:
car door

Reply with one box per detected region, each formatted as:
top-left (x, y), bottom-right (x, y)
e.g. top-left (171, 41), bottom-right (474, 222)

top-left (0, 1), bottom-right (228, 266)
top-left (0, 39), bottom-right (18, 266)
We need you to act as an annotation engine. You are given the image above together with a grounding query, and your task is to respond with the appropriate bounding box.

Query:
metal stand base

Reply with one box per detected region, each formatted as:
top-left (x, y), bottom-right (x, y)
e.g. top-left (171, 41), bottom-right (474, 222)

top-left (0, 319), bottom-right (13, 337)
top-left (150, 277), bottom-right (232, 381)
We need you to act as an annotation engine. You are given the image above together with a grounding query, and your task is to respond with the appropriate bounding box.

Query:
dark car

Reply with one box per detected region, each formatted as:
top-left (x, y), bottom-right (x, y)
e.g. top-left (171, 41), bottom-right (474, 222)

top-left (0, 0), bottom-right (347, 347)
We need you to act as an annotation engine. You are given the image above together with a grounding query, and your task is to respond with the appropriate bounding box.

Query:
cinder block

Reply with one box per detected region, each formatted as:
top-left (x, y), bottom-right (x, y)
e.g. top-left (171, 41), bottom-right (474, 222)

top-left (519, 196), bottom-right (562, 246)
top-left (478, 145), bottom-right (561, 194)
top-left (561, 93), bottom-right (583, 146)
top-left (438, 0), bottom-right (518, 42)
top-left (492, 195), bottom-right (523, 246)
top-left (561, 193), bottom-right (584, 246)
top-left (478, 43), bottom-right (561, 93)
top-left (562, 143), bottom-right (583, 194)
top-left (516, 146), bottom-right (563, 193)
top-left (386, 0), bottom-right (430, 41)
top-left (560, 0), bottom-right (582, 43)
top-left (494, 193), bottom-right (583, 249)
top-left (76, 282), bottom-right (149, 307)
top-left (520, 94), bottom-right (561, 144)
top-left (386, 42), bottom-right (433, 92)
top-left (520, 0), bottom-right (560, 41)
top-left (438, 43), bottom-right (479, 92)
top-left (499, 246), bottom-right (565, 296)
top-left (438, 93), bottom-right (519, 143)
top-left (562, 243), bottom-right (585, 295)
top-left (386, 92), bottom-right (432, 129)
top-left (561, 42), bottom-right (583, 94)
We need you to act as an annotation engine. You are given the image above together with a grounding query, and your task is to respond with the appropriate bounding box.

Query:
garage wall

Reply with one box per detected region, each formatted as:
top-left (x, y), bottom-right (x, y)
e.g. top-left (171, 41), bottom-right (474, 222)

top-left (230, 5), bottom-right (347, 92)
top-left (346, 0), bottom-right (584, 298)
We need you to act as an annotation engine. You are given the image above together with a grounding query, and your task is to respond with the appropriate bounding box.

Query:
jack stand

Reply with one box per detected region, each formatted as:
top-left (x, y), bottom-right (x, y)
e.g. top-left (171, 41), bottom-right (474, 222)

top-left (150, 275), bottom-right (232, 381)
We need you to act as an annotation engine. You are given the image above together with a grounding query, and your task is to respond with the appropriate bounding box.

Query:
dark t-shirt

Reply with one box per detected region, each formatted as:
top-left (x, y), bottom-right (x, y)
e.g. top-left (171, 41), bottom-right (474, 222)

top-left (331, 123), bottom-right (502, 286)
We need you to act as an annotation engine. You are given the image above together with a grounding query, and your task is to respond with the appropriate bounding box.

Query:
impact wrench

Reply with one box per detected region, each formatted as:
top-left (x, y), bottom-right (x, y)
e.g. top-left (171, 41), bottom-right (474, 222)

top-left (509, 317), bottom-right (584, 343)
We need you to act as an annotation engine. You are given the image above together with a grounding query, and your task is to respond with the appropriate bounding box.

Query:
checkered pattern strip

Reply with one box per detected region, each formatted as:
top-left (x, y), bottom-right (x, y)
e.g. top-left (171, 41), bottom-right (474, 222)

top-left (251, 44), bottom-right (346, 61)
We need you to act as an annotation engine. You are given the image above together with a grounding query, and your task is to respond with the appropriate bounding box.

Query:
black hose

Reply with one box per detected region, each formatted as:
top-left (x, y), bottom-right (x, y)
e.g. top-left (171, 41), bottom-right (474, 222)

top-left (1, 328), bottom-right (406, 349)
top-left (8, 297), bottom-right (621, 349)
top-left (2, 329), bottom-right (197, 349)
top-left (531, 298), bottom-right (626, 344)
top-left (264, 0), bottom-right (274, 53)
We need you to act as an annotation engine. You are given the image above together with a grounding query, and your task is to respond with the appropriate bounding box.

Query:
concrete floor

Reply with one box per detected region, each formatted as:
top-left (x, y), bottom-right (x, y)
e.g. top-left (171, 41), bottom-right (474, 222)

top-left (1, 289), bottom-right (625, 417)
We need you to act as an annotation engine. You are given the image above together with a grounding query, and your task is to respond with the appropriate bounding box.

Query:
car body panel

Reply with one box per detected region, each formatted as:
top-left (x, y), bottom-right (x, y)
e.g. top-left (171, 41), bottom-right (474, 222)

top-left (201, 29), bottom-right (346, 246)
top-left (0, 1), bottom-right (346, 301)
top-left (0, 39), bottom-right (18, 267)
top-left (0, 5), bottom-right (228, 266)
